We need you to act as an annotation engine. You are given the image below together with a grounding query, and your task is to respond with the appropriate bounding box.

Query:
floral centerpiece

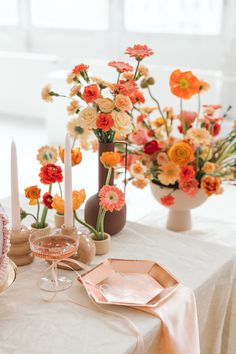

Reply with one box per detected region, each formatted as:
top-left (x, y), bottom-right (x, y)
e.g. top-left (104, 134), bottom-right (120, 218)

top-left (41, 44), bottom-right (154, 235)
top-left (117, 64), bottom-right (236, 231)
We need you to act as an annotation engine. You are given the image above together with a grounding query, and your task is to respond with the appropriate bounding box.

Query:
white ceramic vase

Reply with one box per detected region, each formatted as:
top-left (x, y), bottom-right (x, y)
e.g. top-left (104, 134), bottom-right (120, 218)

top-left (150, 181), bottom-right (208, 232)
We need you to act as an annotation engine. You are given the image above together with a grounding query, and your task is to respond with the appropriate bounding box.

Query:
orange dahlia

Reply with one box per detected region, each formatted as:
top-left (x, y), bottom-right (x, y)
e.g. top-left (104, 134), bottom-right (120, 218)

top-left (169, 69), bottom-right (200, 99)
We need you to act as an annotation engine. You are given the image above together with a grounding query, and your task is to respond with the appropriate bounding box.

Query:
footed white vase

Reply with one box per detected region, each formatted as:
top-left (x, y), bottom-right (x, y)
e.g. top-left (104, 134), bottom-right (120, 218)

top-left (150, 181), bottom-right (208, 232)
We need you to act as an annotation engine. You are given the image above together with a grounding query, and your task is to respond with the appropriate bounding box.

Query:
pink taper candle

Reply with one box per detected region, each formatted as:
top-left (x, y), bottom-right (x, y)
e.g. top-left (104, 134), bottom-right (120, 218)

top-left (11, 139), bottom-right (21, 231)
top-left (64, 134), bottom-right (73, 228)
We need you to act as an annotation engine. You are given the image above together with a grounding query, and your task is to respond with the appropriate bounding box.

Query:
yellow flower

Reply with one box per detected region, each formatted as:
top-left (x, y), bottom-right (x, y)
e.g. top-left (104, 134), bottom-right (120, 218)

top-left (25, 186), bottom-right (41, 205)
top-left (58, 146), bottom-right (82, 166)
top-left (168, 142), bottom-right (194, 166)
top-left (66, 100), bottom-right (79, 115)
top-left (52, 190), bottom-right (86, 214)
top-left (41, 85), bottom-right (53, 102)
top-left (130, 162), bottom-right (147, 180)
top-left (152, 117), bottom-right (165, 128)
top-left (100, 152), bottom-right (120, 168)
top-left (202, 162), bottom-right (216, 174)
top-left (37, 145), bottom-right (58, 166)
top-left (138, 65), bottom-right (149, 78)
top-left (186, 128), bottom-right (211, 146)
top-left (78, 107), bottom-right (98, 129)
top-left (95, 97), bottom-right (115, 113)
top-left (158, 162), bottom-right (180, 185)
top-left (70, 85), bottom-right (81, 97)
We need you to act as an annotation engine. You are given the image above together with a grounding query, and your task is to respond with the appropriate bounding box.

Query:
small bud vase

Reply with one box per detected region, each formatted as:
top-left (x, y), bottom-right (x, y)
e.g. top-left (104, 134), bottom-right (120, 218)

top-left (30, 223), bottom-right (51, 236)
top-left (54, 213), bottom-right (64, 228)
top-left (90, 233), bottom-right (111, 255)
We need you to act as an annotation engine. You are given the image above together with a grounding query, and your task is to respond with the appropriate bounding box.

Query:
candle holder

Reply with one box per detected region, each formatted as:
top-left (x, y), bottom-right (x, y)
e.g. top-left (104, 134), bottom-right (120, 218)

top-left (57, 224), bottom-right (95, 270)
top-left (8, 225), bottom-right (34, 266)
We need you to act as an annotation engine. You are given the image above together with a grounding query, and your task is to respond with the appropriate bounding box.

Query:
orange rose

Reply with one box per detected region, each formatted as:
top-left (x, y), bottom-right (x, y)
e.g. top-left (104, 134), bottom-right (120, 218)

top-left (169, 69), bottom-right (200, 99)
top-left (100, 152), bottom-right (120, 168)
top-left (25, 185), bottom-right (41, 205)
top-left (168, 142), bottom-right (194, 166)
top-left (201, 176), bottom-right (222, 196)
top-left (52, 189), bottom-right (86, 214)
top-left (59, 146), bottom-right (82, 166)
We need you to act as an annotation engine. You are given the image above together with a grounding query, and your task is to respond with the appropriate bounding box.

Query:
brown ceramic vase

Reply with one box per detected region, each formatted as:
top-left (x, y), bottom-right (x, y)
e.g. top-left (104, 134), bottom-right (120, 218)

top-left (84, 142), bottom-right (126, 235)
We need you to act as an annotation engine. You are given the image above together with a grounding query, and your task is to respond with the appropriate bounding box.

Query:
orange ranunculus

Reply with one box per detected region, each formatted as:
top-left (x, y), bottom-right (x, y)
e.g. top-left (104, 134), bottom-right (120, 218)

top-left (168, 142), bottom-right (194, 166)
top-left (100, 152), bottom-right (121, 168)
top-left (59, 146), bottom-right (82, 166)
top-left (201, 175), bottom-right (222, 196)
top-left (82, 84), bottom-right (100, 103)
top-left (52, 189), bottom-right (86, 214)
top-left (169, 69), bottom-right (200, 99)
top-left (25, 185), bottom-right (41, 205)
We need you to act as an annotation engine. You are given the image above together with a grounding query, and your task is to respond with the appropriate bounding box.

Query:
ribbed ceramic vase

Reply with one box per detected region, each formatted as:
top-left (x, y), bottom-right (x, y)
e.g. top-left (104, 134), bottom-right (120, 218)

top-left (150, 181), bottom-right (208, 232)
top-left (84, 142), bottom-right (126, 235)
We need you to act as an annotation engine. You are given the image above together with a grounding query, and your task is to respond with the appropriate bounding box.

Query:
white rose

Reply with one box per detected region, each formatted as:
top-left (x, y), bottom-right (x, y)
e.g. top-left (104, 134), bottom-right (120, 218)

top-left (95, 98), bottom-right (115, 113)
top-left (112, 110), bottom-right (132, 135)
top-left (78, 107), bottom-right (98, 129)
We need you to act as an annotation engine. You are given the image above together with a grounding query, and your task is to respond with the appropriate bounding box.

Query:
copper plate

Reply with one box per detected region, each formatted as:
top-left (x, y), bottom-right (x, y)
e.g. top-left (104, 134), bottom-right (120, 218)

top-left (0, 259), bottom-right (17, 294)
top-left (79, 258), bottom-right (180, 308)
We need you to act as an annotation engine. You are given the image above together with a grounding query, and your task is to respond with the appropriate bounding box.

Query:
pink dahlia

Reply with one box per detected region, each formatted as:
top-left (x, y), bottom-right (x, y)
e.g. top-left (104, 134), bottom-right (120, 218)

top-left (125, 44), bottom-right (154, 60)
top-left (99, 185), bottom-right (125, 212)
top-left (108, 61), bottom-right (133, 73)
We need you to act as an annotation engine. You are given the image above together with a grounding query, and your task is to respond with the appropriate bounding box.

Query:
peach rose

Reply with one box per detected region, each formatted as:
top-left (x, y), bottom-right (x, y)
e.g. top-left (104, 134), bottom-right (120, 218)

top-left (115, 94), bottom-right (132, 111)
top-left (95, 98), bottom-right (115, 113)
top-left (78, 107), bottom-right (98, 129)
top-left (112, 110), bottom-right (132, 135)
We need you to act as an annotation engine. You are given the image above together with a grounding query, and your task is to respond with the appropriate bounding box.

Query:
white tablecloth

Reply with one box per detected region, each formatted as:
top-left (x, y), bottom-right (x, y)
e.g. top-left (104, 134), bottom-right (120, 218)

top-left (0, 185), bottom-right (236, 354)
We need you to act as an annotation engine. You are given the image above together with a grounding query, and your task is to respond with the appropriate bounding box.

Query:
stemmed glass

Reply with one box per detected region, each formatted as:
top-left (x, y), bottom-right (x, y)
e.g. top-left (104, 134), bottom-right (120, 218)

top-left (30, 230), bottom-right (79, 292)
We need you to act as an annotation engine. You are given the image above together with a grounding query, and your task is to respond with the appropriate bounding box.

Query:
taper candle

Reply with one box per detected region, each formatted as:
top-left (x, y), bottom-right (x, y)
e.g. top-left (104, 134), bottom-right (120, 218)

top-left (11, 139), bottom-right (21, 231)
top-left (64, 134), bottom-right (73, 228)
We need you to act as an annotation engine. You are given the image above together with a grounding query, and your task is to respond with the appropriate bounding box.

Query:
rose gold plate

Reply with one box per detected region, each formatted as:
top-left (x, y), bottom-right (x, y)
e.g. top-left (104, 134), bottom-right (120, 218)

top-left (79, 258), bottom-right (180, 308)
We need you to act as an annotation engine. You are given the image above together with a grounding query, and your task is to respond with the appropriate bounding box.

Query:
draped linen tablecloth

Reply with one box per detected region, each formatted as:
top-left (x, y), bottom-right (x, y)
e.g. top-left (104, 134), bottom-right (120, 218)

top-left (0, 185), bottom-right (236, 354)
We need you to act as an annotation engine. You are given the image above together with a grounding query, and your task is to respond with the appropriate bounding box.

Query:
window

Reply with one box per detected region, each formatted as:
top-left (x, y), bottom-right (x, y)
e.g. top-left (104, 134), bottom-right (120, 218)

top-left (30, 0), bottom-right (109, 30)
top-left (0, 0), bottom-right (19, 26)
top-left (124, 0), bottom-right (223, 35)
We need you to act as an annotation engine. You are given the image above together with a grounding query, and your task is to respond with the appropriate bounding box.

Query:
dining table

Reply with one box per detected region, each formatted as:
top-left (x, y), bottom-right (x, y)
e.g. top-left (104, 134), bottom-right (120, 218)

top-left (0, 183), bottom-right (236, 354)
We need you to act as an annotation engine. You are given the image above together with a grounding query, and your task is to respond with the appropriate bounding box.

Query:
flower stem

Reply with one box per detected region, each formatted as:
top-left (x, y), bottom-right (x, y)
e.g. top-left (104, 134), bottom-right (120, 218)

top-left (147, 86), bottom-right (169, 137)
top-left (58, 182), bottom-right (63, 198)
top-left (196, 93), bottom-right (201, 128)
top-left (180, 98), bottom-right (185, 136)
top-left (117, 72), bottom-right (121, 84)
top-left (133, 60), bottom-right (141, 81)
top-left (73, 211), bottom-right (99, 238)
top-left (39, 184), bottom-right (52, 228)
top-left (100, 210), bottom-right (106, 240)
top-left (36, 200), bottom-right (40, 228)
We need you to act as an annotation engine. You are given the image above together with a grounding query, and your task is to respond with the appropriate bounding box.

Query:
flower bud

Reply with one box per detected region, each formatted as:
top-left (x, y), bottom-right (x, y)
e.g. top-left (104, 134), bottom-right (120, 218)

top-left (140, 79), bottom-right (148, 89)
top-left (147, 77), bottom-right (155, 85)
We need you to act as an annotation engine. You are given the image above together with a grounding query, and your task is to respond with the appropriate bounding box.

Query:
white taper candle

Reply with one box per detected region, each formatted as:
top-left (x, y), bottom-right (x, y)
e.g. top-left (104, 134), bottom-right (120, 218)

top-left (11, 139), bottom-right (21, 231)
top-left (64, 134), bottom-right (73, 228)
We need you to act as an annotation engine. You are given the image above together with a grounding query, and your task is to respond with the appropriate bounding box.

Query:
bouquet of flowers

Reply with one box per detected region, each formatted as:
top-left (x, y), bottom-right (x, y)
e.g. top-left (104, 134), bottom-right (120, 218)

top-left (41, 44), bottom-right (154, 147)
top-left (117, 67), bottom-right (236, 206)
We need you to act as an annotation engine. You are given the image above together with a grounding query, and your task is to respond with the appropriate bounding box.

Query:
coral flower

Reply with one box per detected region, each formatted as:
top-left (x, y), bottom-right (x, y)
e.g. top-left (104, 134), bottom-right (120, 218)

top-left (132, 178), bottom-right (149, 189)
top-left (116, 80), bottom-right (138, 96)
top-left (179, 165), bottom-right (196, 181)
top-left (157, 152), bottom-right (169, 165)
top-left (96, 113), bottom-right (114, 132)
top-left (137, 114), bottom-right (147, 124)
top-left (100, 152), bottom-right (120, 168)
top-left (178, 111), bottom-right (197, 125)
top-left (129, 128), bottom-right (149, 145)
top-left (130, 162), bottom-right (147, 180)
top-left (52, 189), bottom-right (86, 214)
top-left (160, 195), bottom-right (175, 207)
top-left (72, 64), bottom-right (89, 75)
top-left (179, 178), bottom-right (199, 197)
top-left (108, 61), bottom-right (133, 73)
top-left (39, 164), bottom-right (63, 185)
top-left (158, 162), bottom-right (180, 185)
top-left (125, 44), bottom-right (154, 60)
top-left (25, 186), bottom-right (41, 205)
top-left (99, 185), bottom-right (125, 212)
top-left (59, 146), bottom-right (82, 166)
top-left (42, 192), bottom-right (53, 209)
top-left (129, 90), bottom-right (145, 104)
top-left (82, 84), bottom-right (100, 103)
top-left (115, 94), bottom-right (132, 111)
top-left (169, 69), bottom-right (200, 99)
top-left (168, 142), bottom-right (194, 166)
top-left (201, 175), bottom-right (222, 196)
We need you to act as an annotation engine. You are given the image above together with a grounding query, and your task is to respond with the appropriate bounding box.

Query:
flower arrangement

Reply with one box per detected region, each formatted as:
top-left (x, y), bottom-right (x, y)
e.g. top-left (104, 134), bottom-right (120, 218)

top-left (73, 151), bottom-right (125, 240)
top-left (116, 58), bottom-right (236, 206)
top-left (21, 145), bottom-right (84, 228)
top-left (41, 44), bottom-right (154, 147)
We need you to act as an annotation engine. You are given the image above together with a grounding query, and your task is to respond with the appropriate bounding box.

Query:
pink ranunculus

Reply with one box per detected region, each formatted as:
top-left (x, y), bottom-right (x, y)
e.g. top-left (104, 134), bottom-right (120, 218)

top-left (179, 165), bottom-right (196, 182)
top-left (177, 111), bottom-right (197, 125)
top-left (179, 178), bottom-right (199, 197)
top-left (129, 128), bottom-right (149, 145)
